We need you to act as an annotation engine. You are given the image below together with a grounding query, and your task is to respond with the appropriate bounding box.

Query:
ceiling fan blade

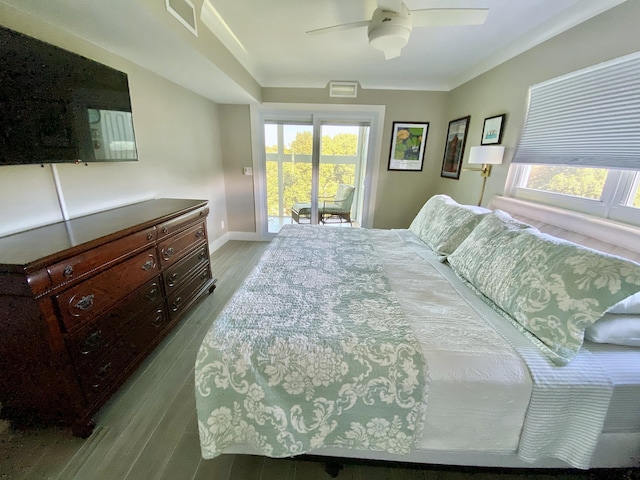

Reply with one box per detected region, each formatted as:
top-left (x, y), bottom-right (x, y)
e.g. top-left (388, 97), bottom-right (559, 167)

top-left (376, 0), bottom-right (402, 13)
top-left (306, 20), bottom-right (370, 35)
top-left (410, 8), bottom-right (489, 27)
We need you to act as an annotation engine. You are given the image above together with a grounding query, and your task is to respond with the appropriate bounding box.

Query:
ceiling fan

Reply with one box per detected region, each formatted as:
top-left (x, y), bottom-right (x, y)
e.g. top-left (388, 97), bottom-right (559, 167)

top-left (306, 0), bottom-right (489, 60)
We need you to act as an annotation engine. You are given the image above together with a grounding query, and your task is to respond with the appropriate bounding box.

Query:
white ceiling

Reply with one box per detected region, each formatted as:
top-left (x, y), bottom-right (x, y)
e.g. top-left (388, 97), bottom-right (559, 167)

top-left (0, 0), bottom-right (627, 104)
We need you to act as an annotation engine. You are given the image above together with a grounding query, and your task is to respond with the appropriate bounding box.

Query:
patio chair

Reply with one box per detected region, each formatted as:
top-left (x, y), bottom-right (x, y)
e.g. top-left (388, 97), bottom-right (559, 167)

top-left (319, 184), bottom-right (355, 225)
top-left (291, 202), bottom-right (316, 224)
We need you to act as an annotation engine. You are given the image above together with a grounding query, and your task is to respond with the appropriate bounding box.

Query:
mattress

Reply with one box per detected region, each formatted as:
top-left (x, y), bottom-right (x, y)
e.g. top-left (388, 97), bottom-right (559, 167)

top-left (585, 341), bottom-right (640, 434)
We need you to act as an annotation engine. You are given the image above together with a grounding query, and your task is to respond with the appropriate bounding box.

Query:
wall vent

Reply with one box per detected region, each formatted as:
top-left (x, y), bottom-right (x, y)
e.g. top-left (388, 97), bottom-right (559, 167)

top-left (329, 81), bottom-right (358, 98)
top-left (166, 0), bottom-right (198, 37)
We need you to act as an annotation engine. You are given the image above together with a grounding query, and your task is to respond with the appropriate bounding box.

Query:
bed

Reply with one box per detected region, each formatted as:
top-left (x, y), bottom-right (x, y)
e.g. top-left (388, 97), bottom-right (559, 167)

top-left (195, 194), bottom-right (640, 471)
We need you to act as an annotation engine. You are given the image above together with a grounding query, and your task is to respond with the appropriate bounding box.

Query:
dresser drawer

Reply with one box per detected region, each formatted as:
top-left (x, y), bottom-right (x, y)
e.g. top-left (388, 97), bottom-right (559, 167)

top-left (167, 265), bottom-right (211, 320)
top-left (158, 222), bottom-right (206, 267)
top-left (163, 244), bottom-right (209, 291)
top-left (48, 226), bottom-right (157, 289)
top-left (65, 277), bottom-right (164, 366)
top-left (66, 312), bottom-right (121, 366)
top-left (70, 305), bottom-right (167, 402)
top-left (129, 307), bottom-right (171, 354)
top-left (55, 249), bottom-right (159, 331)
top-left (157, 207), bottom-right (208, 240)
top-left (73, 329), bottom-right (136, 402)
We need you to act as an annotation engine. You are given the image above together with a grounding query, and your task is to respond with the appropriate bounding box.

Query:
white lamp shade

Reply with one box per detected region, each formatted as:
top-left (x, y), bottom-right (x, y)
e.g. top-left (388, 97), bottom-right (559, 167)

top-left (468, 146), bottom-right (505, 165)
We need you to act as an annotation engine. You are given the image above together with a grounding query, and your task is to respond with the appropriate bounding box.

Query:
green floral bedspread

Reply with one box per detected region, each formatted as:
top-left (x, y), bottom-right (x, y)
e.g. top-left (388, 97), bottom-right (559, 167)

top-left (195, 225), bottom-right (428, 459)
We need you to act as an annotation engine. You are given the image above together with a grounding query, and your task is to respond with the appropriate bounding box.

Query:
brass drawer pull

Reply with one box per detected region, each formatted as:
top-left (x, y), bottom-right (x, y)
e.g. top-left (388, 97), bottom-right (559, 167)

top-left (198, 250), bottom-right (207, 260)
top-left (92, 362), bottom-right (113, 387)
top-left (63, 266), bottom-right (74, 278)
top-left (147, 232), bottom-right (154, 241)
top-left (171, 297), bottom-right (182, 312)
top-left (97, 362), bottom-right (112, 377)
top-left (195, 229), bottom-right (205, 239)
top-left (152, 311), bottom-right (164, 328)
top-left (167, 272), bottom-right (179, 287)
top-left (81, 330), bottom-right (102, 354)
top-left (162, 247), bottom-right (175, 259)
top-left (142, 259), bottom-right (156, 271)
top-left (145, 285), bottom-right (159, 301)
top-left (74, 294), bottom-right (95, 312)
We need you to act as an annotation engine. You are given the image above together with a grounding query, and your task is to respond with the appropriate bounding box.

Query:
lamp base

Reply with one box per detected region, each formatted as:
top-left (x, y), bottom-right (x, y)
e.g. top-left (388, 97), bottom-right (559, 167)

top-left (477, 175), bottom-right (488, 206)
top-left (463, 164), bottom-right (490, 206)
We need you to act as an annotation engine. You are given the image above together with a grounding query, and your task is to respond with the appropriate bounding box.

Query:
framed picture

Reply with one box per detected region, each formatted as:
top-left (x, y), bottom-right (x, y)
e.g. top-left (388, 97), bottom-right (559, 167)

top-left (387, 122), bottom-right (429, 171)
top-left (440, 116), bottom-right (470, 179)
top-left (481, 114), bottom-right (506, 145)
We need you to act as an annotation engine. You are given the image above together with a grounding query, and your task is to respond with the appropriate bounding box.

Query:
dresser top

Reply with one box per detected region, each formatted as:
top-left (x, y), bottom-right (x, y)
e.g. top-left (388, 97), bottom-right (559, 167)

top-left (0, 198), bottom-right (208, 270)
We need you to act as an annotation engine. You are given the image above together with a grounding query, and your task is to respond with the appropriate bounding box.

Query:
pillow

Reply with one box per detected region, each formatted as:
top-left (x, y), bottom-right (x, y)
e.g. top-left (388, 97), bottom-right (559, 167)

top-left (585, 314), bottom-right (640, 347)
top-left (448, 212), bottom-right (640, 365)
top-left (607, 292), bottom-right (640, 314)
top-left (408, 194), bottom-right (490, 259)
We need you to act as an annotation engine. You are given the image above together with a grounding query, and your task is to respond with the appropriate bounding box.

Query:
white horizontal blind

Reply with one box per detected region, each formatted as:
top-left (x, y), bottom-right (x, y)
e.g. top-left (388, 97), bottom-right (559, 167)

top-left (512, 51), bottom-right (640, 169)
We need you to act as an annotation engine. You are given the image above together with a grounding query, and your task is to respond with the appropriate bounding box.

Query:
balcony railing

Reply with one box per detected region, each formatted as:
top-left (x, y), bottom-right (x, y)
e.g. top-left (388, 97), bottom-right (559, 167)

top-left (265, 152), bottom-right (359, 219)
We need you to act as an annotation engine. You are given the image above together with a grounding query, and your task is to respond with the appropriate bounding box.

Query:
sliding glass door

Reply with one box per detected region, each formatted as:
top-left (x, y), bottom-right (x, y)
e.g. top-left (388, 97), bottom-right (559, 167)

top-left (318, 123), bottom-right (369, 227)
top-left (264, 122), bottom-right (311, 231)
top-left (251, 104), bottom-right (385, 238)
top-left (263, 120), bottom-right (370, 233)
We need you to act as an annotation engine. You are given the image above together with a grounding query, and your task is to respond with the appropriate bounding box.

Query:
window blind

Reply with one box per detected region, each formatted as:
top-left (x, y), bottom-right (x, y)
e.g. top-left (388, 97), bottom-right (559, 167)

top-left (512, 51), bottom-right (640, 170)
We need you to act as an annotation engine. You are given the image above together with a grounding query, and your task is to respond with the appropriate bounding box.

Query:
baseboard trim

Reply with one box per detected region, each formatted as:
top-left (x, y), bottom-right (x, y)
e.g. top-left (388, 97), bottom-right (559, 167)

top-left (208, 231), bottom-right (265, 254)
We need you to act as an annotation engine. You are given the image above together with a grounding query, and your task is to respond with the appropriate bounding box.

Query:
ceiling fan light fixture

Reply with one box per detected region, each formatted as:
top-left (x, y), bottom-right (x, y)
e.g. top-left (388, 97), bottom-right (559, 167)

top-left (368, 25), bottom-right (410, 59)
top-left (368, 7), bottom-right (412, 60)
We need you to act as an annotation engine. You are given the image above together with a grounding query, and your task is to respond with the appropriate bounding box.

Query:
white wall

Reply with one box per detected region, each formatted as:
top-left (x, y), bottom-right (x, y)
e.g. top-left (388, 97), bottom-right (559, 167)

top-left (0, 7), bottom-right (228, 241)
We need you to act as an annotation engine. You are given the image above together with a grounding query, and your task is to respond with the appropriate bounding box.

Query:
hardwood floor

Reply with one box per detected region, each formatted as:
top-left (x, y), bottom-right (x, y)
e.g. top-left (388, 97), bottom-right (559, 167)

top-left (0, 240), bottom-right (635, 480)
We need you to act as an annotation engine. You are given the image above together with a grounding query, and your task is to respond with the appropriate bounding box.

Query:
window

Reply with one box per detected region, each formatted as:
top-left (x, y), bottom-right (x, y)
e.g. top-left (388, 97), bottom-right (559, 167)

top-left (632, 176), bottom-right (640, 208)
top-left (509, 51), bottom-right (640, 227)
top-left (510, 165), bottom-right (640, 226)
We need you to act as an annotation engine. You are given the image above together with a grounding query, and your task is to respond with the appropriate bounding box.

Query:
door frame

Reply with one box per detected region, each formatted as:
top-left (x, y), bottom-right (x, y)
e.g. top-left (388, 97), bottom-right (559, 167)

top-left (250, 103), bottom-right (386, 239)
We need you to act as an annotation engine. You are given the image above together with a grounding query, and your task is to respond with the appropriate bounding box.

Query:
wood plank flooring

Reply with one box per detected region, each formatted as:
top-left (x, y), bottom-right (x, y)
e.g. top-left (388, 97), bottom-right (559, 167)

top-left (0, 240), bottom-right (636, 480)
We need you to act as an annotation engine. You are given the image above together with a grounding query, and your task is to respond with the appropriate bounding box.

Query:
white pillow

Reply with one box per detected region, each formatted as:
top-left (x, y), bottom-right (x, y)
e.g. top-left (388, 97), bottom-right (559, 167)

top-left (607, 292), bottom-right (640, 314)
top-left (584, 314), bottom-right (640, 347)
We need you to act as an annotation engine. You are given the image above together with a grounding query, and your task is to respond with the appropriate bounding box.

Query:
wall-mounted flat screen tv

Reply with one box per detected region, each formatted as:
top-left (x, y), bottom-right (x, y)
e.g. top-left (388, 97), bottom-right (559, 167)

top-left (0, 25), bottom-right (138, 166)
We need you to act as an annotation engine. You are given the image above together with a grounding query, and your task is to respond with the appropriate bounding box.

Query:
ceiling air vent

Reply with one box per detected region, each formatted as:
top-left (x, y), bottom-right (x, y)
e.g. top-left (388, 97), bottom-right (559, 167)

top-left (166, 0), bottom-right (198, 37)
top-left (329, 81), bottom-right (358, 98)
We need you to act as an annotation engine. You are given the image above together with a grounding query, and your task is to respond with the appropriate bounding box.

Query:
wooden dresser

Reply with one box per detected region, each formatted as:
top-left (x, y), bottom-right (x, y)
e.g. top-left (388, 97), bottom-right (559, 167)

top-left (0, 198), bottom-right (216, 436)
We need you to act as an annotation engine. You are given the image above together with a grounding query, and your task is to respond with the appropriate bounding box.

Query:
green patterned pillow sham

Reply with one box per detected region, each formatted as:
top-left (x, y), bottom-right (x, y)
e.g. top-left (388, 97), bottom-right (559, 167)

top-left (448, 211), bottom-right (640, 365)
top-left (408, 194), bottom-right (489, 259)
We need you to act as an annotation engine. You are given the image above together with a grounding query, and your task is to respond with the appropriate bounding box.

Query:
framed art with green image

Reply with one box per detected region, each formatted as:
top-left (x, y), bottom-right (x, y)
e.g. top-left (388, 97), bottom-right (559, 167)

top-left (388, 122), bottom-right (429, 171)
